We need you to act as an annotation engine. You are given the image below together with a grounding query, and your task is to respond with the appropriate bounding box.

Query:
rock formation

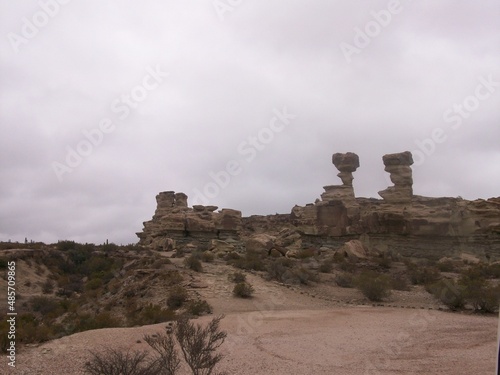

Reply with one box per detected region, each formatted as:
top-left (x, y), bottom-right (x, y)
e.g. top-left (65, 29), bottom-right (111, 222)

top-left (321, 152), bottom-right (359, 203)
top-left (378, 151), bottom-right (413, 203)
top-left (137, 191), bottom-right (242, 252)
top-left (137, 152), bottom-right (500, 260)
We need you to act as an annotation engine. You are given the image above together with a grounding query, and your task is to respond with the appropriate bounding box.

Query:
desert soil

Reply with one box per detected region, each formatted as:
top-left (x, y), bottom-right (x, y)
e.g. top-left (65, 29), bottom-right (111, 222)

top-left (9, 260), bottom-right (500, 374)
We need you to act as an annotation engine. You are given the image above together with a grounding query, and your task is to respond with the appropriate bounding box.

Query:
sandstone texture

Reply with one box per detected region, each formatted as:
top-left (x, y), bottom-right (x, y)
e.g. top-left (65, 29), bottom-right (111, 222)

top-left (137, 152), bottom-right (500, 260)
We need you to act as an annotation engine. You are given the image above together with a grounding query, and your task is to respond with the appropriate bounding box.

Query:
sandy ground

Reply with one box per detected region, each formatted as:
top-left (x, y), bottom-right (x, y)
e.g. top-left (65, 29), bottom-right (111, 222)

top-left (11, 308), bottom-right (499, 374)
top-left (5, 260), bottom-right (500, 374)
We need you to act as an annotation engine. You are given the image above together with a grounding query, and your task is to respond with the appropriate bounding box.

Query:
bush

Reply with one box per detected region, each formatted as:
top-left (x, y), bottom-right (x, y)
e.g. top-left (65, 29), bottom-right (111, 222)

top-left (267, 257), bottom-right (294, 281)
top-left (136, 304), bottom-right (176, 325)
top-left (167, 286), bottom-right (188, 309)
top-left (335, 273), bottom-right (354, 288)
top-left (426, 279), bottom-right (466, 311)
top-left (0, 257), bottom-right (7, 270)
top-left (296, 248), bottom-right (317, 259)
top-left (375, 254), bottom-right (392, 270)
top-left (228, 271), bottom-right (246, 283)
top-left (356, 271), bottom-right (392, 301)
top-left (437, 261), bottom-right (456, 273)
top-left (232, 253), bottom-right (265, 271)
top-left (224, 251), bottom-right (242, 261)
top-left (186, 300), bottom-right (213, 316)
top-left (408, 265), bottom-right (441, 285)
top-left (84, 349), bottom-right (158, 375)
top-left (319, 259), bottom-right (334, 273)
top-left (85, 278), bottom-right (103, 291)
top-left (339, 259), bottom-right (357, 273)
top-left (184, 256), bottom-right (203, 272)
top-left (174, 315), bottom-right (227, 375)
top-left (41, 279), bottom-right (54, 294)
top-left (282, 267), bottom-right (318, 285)
top-left (200, 251), bottom-right (215, 263)
top-left (391, 275), bottom-right (410, 291)
top-left (233, 282), bottom-right (254, 298)
top-left (30, 296), bottom-right (63, 318)
top-left (160, 270), bottom-right (184, 286)
top-left (460, 276), bottom-right (499, 313)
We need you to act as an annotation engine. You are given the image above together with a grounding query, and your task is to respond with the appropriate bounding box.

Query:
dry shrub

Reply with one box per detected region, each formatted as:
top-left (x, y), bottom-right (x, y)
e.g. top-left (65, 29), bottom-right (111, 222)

top-left (233, 282), bottom-right (254, 298)
top-left (356, 271), bottom-right (392, 301)
top-left (167, 286), bottom-right (188, 309)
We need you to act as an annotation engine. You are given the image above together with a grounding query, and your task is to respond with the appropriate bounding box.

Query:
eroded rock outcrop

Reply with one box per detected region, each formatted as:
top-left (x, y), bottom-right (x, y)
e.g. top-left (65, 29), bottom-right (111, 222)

top-left (321, 152), bottom-right (359, 203)
top-left (137, 152), bottom-right (500, 260)
top-left (137, 191), bottom-right (242, 251)
top-left (378, 151), bottom-right (414, 203)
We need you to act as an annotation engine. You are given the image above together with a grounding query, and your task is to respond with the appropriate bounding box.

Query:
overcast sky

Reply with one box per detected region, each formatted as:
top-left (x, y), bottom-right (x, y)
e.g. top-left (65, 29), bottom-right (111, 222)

top-left (0, 0), bottom-right (499, 245)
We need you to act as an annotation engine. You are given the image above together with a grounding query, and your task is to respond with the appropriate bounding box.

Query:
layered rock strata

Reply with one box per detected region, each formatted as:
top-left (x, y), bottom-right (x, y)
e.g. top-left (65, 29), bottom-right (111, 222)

top-left (137, 152), bottom-right (500, 260)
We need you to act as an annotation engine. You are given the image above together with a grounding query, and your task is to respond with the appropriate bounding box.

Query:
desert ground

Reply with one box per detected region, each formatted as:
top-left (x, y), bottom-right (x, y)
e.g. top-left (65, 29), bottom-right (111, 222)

top-left (10, 260), bottom-right (499, 375)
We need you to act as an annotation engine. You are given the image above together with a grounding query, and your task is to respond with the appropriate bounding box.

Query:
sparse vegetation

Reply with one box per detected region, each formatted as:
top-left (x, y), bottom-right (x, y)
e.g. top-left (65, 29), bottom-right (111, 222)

top-left (184, 255), bottom-right (203, 272)
top-left (186, 300), bottom-right (213, 316)
top-left (200, 251), bottom-right (215, 263)
top-left (233, 282), bottom-right (254, 298)
top-left (230, 252), bottom-right (266, 271)
top-left (87, 315), bottom-right (228, 375)
top-left (319, 259), bottom-right (334, 273)
top-left (426, 279), bottom-right (466, 311)
top-left (228, 271), bottom-right (246, 283)
top-left (407, 264), bottom-right (441, 285)
top-left (167, 286), bottom-right (188, 309)
top-left (335, 273), bottom-right (355, 288)
top-left (356, 271), bottom-right (392, 301)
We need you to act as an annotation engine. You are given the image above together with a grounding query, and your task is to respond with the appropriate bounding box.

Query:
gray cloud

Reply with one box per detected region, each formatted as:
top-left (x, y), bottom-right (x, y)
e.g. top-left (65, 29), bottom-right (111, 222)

top-left (0, 0), bottom-right (498, 244)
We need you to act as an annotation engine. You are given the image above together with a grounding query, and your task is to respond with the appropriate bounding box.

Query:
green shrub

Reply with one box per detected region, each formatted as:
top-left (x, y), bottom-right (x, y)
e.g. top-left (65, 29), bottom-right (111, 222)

top-left (228, 271), bottom-right (246, 283)
top-left (426, 279), bottom-right (466, 311)
top-left (233, 282), bottom-right (254, 298)
top-left (186, 300), bottom-right (213, 316)
top-left (335, 273), bottom-right (354, 288)
top-left (167, 286), bottom-right (188, 309)
top-left (184, 256), bottom-right (203, 272)
top-left (356, 271), bottom-right (392, 301)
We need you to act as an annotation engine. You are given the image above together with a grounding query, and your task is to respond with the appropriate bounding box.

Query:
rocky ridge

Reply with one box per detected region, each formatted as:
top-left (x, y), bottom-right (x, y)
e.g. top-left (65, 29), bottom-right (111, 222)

top-left (137, 152), bottom-right (500, 260)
